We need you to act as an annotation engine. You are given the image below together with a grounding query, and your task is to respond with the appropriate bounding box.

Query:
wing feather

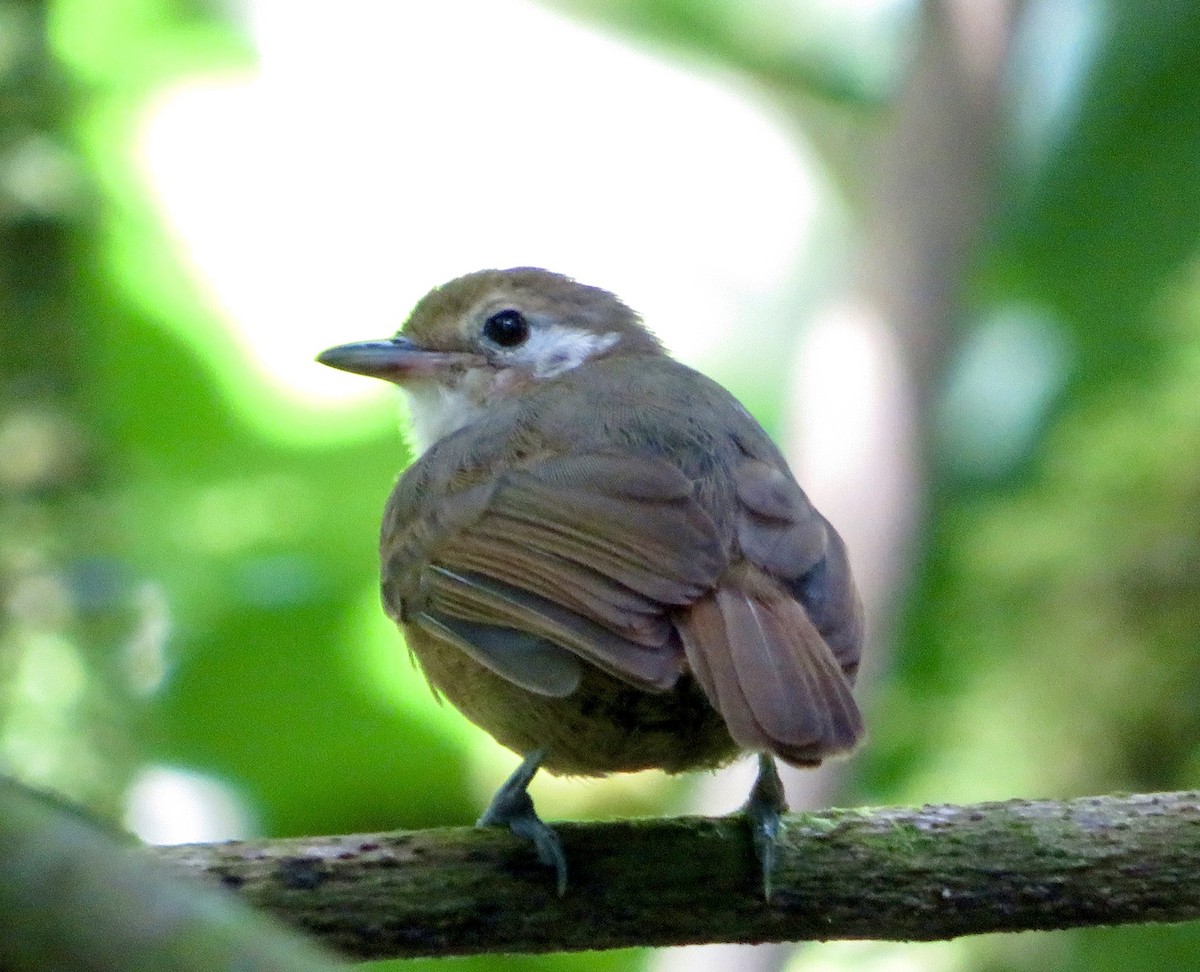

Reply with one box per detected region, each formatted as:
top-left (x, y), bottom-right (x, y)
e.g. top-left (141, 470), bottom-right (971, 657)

top-left (425, 565), bottom-right (681, 689)
top-left (438, 530), bottom-right (669, 644)
top-left (414, 612), bottom-right (583, 698)
top-left (386, 452), bottom-right (726, 694)
top-left (734, 459), bottom-right (826, 577)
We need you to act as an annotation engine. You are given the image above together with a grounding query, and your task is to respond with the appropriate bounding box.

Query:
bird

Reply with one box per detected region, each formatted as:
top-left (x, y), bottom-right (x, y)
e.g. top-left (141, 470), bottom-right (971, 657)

top-left (317, 267), bottom-right (864, 897)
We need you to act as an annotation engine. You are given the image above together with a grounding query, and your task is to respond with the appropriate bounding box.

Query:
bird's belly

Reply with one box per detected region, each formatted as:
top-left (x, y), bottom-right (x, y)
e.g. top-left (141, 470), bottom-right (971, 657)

top-left (404, 625), bottom-right (739, 776)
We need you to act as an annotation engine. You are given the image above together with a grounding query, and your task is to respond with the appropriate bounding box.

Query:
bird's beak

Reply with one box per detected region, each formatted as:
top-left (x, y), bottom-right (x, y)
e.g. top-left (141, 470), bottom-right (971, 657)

top-left (316, 337), bottom-right (470, 383)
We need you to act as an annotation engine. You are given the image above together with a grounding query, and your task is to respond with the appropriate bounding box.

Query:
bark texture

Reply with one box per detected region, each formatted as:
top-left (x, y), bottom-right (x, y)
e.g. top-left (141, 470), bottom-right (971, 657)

top-left (154, 790), bottom-right (1200, 959)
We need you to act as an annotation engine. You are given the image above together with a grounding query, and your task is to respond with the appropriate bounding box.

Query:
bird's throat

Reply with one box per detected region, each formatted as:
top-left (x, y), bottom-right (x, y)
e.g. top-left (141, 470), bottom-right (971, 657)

top-left (400, 368), bottom-right (527, 456)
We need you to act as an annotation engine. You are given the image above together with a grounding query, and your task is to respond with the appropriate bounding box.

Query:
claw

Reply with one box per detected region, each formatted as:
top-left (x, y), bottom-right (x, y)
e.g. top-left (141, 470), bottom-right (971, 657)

top-left (743, 753), bottom-right (787, 900)
top-left (477, 750), bottom-right (567, 895)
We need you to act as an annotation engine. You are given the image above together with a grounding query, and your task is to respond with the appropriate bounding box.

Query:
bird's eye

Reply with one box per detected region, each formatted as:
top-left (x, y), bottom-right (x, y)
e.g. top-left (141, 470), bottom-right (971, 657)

top-left (482, 308), bottom-right (530, 348)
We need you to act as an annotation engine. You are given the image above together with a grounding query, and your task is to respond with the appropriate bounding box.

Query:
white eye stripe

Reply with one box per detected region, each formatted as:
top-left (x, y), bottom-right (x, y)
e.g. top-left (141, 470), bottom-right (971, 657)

top-left (509, 326), bottom-right (620, 378)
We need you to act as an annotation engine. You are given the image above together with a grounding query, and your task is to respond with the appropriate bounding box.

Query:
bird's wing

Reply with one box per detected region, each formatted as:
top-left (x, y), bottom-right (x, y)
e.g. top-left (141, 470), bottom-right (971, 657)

top-left (674, 456), bottom-right (865, 764)
top-left (386, 452), bottom-right (727, 696)
top-left (733, 457), bottom-right (864, 678)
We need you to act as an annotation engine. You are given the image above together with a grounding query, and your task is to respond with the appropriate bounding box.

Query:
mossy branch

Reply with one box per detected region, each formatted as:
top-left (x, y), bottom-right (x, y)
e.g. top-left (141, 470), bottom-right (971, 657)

top-left (153, 790), bottom-right (1200, 960)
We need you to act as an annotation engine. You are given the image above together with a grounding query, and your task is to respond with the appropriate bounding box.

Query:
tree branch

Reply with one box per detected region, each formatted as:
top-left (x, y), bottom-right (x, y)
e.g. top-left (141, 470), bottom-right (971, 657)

top-left (153, 790), bottom-right (1200, 959)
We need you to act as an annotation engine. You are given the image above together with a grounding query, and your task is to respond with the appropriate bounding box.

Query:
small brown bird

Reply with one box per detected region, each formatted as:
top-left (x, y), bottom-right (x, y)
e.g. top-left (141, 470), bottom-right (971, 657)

top-left (318, 268), bottom-right (863, 895)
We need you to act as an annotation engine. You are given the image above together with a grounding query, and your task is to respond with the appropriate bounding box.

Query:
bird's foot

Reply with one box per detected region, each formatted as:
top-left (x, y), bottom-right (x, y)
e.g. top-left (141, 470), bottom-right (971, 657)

top-left (477, 749), bottom-right (567, 895)
top-left (743, 753), bottom-right (787, 901)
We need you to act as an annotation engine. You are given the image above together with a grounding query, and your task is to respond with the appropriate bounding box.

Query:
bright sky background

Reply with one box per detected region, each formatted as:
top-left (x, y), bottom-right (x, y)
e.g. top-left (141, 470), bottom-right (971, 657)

top-left (135, 0), bottom-right (834, 438)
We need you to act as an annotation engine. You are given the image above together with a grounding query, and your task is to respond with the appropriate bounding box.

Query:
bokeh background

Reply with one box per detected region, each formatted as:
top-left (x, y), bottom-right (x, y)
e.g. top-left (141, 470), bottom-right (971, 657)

top-left (4, 0), bottom-right (1200, 969)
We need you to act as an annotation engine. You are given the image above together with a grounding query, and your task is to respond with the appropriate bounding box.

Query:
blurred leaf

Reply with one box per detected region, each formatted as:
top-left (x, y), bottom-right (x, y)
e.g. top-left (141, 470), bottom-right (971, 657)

top-left (996, 0), bottom-right (1200, 370)
top-left (542, 0), bottom-right (917, 106)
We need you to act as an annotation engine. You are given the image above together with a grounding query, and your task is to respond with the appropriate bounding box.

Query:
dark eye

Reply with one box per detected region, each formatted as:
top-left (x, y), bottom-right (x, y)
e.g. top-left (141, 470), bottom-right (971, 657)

top-left (482, 308), bottom-right (530, 348)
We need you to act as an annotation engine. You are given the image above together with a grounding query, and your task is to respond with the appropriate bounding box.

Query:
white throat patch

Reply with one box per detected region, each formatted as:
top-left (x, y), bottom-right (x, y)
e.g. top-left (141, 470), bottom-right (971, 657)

top-left (400, 380), bottom-right (487, 457)
top-left (399, 326), bottom-right (620, 456)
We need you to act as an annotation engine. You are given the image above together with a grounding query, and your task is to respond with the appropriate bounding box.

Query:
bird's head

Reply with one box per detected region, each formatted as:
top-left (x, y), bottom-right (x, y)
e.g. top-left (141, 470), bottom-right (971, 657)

top-left (317, 267), bottom-right (665, 453)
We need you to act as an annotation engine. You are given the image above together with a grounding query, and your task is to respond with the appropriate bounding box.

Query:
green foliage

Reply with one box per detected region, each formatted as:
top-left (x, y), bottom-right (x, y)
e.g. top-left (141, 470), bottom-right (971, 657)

top-left (546, 0), bottom-right (915, 105)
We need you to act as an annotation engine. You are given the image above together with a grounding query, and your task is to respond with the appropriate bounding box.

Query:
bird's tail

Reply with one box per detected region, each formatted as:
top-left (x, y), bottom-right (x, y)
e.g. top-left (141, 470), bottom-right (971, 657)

top-left (676, 566), bottom-right (863, 767)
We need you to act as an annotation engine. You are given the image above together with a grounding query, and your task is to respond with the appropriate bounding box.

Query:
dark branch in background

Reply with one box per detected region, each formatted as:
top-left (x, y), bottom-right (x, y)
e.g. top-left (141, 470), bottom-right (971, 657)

top-left (155, 790), bottom-right (1200, 960)
top-left (0, 778), bottom-right (344, 971)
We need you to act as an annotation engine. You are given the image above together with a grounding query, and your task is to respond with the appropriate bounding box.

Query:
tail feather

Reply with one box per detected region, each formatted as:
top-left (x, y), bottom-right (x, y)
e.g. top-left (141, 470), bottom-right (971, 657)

top-left (680, 594), bottom-right (772, 754)
top-left (677, 569), bottom-right (863, 766)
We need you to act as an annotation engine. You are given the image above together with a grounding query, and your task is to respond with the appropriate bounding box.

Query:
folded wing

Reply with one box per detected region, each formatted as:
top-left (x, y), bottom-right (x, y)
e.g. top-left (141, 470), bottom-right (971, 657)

top-left (390, 452), bottom-right (728, 695)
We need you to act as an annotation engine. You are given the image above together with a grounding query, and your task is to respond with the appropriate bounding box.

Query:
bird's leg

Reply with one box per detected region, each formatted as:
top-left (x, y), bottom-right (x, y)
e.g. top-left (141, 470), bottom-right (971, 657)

top-left (477, 749), bottom-right (567, 895)
top-left (743, 752), bottom-right (787, 900)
